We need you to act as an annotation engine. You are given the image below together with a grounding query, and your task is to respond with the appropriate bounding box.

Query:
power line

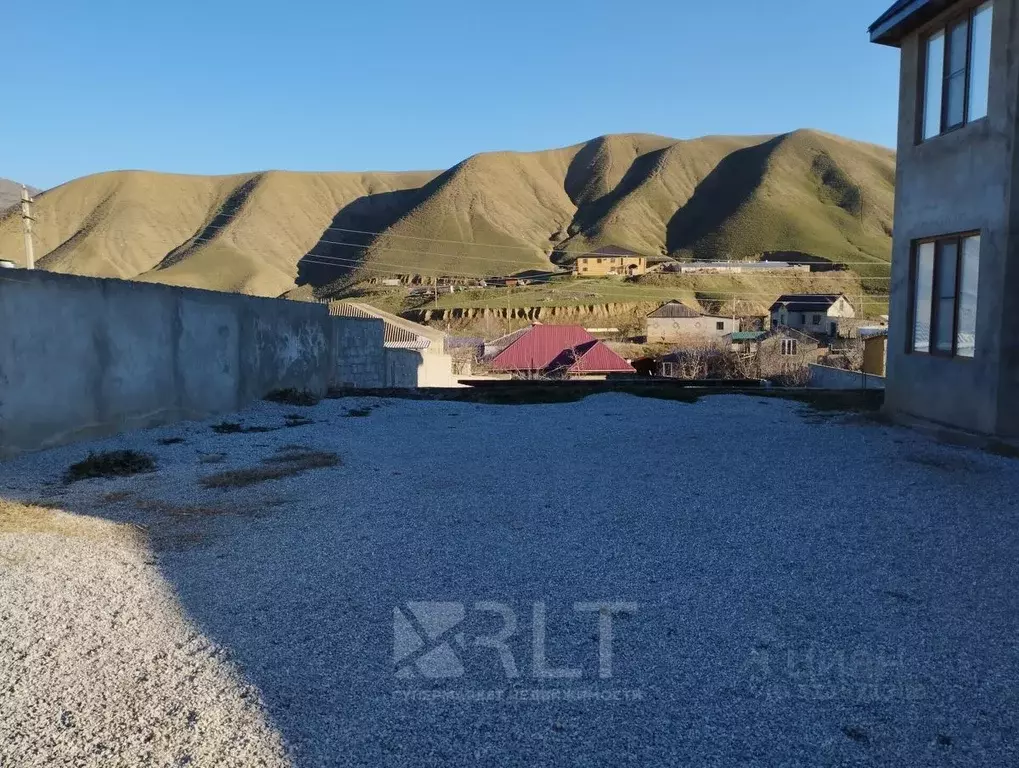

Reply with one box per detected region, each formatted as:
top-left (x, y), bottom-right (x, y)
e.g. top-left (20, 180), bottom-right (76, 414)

top-left (192, 218), bottom-right (893, 268)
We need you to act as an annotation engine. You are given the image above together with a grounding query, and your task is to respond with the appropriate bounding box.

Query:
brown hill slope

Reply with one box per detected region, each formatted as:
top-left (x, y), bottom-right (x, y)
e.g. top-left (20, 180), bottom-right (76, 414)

top-left (0, 130), bottom-right (894, 296)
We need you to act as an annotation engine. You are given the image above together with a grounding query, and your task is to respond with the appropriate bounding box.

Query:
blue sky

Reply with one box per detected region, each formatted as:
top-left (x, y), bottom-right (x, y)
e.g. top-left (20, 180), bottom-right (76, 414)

top-left (8, 0), bottom-right (899, 189)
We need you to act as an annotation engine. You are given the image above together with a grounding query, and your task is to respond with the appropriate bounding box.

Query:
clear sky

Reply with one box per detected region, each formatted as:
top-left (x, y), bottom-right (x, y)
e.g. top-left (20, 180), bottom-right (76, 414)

top-left (7, 0), bottom-right (900, 190)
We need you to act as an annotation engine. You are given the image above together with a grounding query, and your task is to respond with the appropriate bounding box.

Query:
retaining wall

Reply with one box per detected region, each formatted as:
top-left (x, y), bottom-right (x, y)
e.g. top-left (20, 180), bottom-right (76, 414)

top-left (0, 271), bottom-right (389, 458)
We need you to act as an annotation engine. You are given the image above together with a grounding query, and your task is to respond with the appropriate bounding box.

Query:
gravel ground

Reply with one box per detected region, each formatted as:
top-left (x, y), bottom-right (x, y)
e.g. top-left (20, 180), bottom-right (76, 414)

top-left (1, 393), bottom-right (1018, 767)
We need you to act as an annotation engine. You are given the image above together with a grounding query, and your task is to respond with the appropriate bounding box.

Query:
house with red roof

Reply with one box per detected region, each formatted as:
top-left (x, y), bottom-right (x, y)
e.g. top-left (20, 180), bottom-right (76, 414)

top-left (488, 324), bottom-right (635, 378)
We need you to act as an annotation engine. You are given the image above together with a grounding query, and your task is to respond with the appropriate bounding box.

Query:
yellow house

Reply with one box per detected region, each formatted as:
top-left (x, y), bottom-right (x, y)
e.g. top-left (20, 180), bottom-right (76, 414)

top-left (574, 246), bottom-right (647, 277)
top-left (863, 332), bottom-right (887, 377)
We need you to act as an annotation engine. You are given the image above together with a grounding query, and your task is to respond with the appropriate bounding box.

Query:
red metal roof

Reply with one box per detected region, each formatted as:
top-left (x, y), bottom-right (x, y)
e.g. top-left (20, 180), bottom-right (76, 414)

top-left (568, 341), bottom-right (636, 374)
top-left (489, 325), bottom-right (634, 374)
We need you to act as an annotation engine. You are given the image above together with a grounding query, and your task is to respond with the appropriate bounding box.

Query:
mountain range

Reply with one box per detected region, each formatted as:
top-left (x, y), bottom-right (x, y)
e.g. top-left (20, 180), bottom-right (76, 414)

top-left (0, 130), bottom-right (895, 297)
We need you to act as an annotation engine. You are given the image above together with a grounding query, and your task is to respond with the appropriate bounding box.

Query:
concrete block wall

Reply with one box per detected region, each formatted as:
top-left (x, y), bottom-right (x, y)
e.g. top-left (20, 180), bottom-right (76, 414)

top-left (0, 271), bottom-right (387, 458)
top-left (331, 317), bottom-right (386, 389)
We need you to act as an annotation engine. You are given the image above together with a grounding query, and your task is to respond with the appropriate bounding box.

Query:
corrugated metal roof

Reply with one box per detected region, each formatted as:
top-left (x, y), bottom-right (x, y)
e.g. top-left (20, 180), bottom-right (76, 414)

top-left (490, 325), bottom-right (596, 372)
top-left (566, 341), bottom-right (635, 374)
top-left (489, 325), bottom-right (632, 374)
top-left (647, 301), bottom-right (701, 319)
top-left (769, 294), bottom-right (845, 313)
top-left (328, 301), bottom-right (446, 351)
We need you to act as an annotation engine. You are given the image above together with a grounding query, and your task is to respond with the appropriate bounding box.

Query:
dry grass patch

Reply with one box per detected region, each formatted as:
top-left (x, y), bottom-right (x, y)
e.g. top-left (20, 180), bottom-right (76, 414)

top-left (200, 448), bottom-right (340, 489)
top-left (0, 498), bottom-right (129, 539)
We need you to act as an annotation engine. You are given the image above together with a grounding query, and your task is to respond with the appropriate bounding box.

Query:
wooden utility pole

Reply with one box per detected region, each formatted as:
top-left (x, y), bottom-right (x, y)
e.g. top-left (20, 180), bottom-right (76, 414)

top-left (20, 186), bottom-right (35, 270)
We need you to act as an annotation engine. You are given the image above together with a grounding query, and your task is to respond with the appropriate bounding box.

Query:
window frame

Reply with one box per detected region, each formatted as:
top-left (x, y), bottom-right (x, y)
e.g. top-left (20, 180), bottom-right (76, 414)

top-left (716, 321), bottom-right (725, 331)
top-left (908, 231), bottom-right (980, 358)
top-left (917, 1), bottom-right (993, 143)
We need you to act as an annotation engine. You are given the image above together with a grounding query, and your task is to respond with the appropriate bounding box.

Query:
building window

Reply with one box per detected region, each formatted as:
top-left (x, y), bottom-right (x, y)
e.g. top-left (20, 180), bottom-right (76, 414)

top-left (596, 258), bottom-right (602, 264)
top-left (811, 314), bottom-right (821, 324)
top-left (911, 233), bottom-right (980, 357)
top-left (781, 339), bottom-right (798, 356)
top-left (921, 2), bottom-right (993, 141)
top-left (716, 321), bottom-right (725, 331)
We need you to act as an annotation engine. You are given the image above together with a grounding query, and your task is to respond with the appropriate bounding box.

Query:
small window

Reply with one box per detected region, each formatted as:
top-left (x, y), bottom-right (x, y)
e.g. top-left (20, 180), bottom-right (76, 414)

top-left (716, 321), bottom-right (725, 331)
top-left (596, 258), bottom-right (602, 264)
top-left (910, 233), bottom-right (980, 357)
top-left (921, 2), bottom-right (994, 141)
top-left (800, 313), bottom-right (807, 325)
top-left (811, 314), bottom-right (821, 324)
top-left (781, 339), bottom-right (798, 356)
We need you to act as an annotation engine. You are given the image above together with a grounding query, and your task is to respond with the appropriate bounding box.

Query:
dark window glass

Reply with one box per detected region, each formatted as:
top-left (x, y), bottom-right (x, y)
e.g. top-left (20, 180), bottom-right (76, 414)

top-left (935, 241), bottom-right (958, 353)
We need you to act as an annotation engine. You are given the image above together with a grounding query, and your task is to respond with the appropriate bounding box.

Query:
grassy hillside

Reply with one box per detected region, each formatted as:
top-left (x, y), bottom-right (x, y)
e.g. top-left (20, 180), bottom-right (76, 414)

top-left (0, 130), bottom-right (894, 297)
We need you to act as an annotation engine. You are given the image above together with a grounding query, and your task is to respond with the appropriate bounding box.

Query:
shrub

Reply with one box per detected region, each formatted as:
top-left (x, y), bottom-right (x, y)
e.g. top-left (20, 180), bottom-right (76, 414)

top-left (200, 448), bottom-right (339, 489)
top-left (65, 450), bottom-right (155, 482)
top-left (264, 388), bottom-right (321, 407)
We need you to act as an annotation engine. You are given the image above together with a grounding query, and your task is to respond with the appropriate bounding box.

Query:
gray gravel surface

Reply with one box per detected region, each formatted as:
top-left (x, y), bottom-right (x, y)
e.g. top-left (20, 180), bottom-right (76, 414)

top-left (1, 393), bottom-right (1018, 767)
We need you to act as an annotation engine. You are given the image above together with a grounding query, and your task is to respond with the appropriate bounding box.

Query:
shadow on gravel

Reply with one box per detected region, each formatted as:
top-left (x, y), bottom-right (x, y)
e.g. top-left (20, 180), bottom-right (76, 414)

top-left (17, 388), bottom-right (1019, 767)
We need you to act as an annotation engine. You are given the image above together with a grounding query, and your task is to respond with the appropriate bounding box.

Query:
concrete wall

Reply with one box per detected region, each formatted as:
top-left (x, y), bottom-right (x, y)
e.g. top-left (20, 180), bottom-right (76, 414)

top-left (809, 364), bottom-right (886, 391)
top-left (884, 0), bottom-right (1019, 436)
top-left (331, 317), bottom-right (386, 389)
top-left (0, 271), bottom-right (387, 458)
top-left (382, 349), bottom-right (460, 388)
top-left (647, 316), bottom-right (737, 343)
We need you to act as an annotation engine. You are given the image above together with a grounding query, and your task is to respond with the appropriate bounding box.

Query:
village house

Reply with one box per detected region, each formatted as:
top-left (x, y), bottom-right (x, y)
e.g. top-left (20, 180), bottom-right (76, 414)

top-left (646, 301), bottom-right (738, 343)
top-left (488, 324), bottom-right (635, 378)
top-left (768, 294), bottom-right (855, 336)
top-left (573, 246), bottom-right (647, 277)
top-left (757, 327), bottom-right (822, 380)
top-left (869, 0), bottom-right (1017, 437)
top-left (328, 301), bottom-right (459, 386)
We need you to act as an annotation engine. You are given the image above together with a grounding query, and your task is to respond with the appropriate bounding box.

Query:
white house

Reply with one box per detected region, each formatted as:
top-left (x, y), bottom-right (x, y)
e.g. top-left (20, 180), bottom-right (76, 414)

top-left (768, 294), bottom-right (855, 337)
top-left (646, 301), bottom-right (737, 343)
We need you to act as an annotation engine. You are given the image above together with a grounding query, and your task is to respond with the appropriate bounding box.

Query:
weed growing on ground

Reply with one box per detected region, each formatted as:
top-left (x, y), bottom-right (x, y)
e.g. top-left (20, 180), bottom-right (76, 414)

top-left (344, 407), bottom-right (373, 418)
top-left (212, 421), bottom-right (277, 434)
top-left (211, 421), bottom-right (244, 434)
top-left (200, 448), bottom-right (339, 489)
top-left (65, 450), bottom-right (155, 482)
top-left (264, 388), bottom-right (321, 407)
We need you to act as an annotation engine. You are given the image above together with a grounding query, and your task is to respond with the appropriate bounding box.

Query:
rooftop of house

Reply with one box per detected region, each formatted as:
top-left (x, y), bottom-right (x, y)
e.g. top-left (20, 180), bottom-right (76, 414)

top-left (647, 301), bottom-right (702, 319)
top-left (870, 0), bottom-right (959, 46)
top-left (729, 331), bottom-right (768, 342)
top-left (578, 245), bottom-right (644, 260)
top-left (769, 294), bottom-right (846, 313)
top-left (328, 301), bottom-right (446, 351)
top-left (489, 324), bottom-right (634, 373)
